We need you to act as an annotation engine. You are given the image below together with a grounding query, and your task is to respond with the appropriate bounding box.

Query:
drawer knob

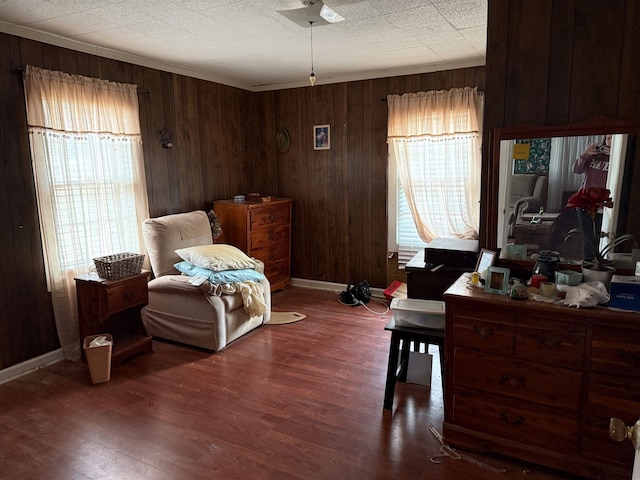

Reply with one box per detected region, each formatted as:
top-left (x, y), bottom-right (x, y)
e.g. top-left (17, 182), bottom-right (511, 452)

top-left (499, 374), bottom-right (526, 388)
top-left (500, 412), bottom-right (524, 426)
top-left (473, 325), bottom-right (494, 339)
top-left (535, 333), bottom-right (562, 350)
top-left (617, 348), bottom-right (640, 368)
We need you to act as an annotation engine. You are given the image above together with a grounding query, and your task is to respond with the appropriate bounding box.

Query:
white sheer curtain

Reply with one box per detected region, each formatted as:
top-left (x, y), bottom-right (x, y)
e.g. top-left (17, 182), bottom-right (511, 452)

top-left (387, 87), bottom-right (484, 249)
top-left (24, 65), bottom-right (150, 361)
top-left (548, 135), bottom-right (598, 210)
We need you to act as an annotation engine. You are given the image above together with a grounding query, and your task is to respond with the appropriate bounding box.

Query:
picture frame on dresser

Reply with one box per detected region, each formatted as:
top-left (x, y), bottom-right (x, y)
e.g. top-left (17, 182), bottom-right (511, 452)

top-left (485, 266), bottom-right (510, 295)
top-left (475, 248), bottom-right (496, 277)
top-left (506, 244), bottom-right (527, 260)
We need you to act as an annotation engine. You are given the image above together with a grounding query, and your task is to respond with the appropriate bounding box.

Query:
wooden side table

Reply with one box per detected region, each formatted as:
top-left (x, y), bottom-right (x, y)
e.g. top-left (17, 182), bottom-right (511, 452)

top-left (75, 271), bottom-right (152, 366)
top-left (405, 250), bottom-right (472, 300)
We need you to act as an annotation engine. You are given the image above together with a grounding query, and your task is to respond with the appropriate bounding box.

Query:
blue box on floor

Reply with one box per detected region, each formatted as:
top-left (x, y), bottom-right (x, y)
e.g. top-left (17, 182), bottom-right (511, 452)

top-left (609, 275), bottom-right (640, 312)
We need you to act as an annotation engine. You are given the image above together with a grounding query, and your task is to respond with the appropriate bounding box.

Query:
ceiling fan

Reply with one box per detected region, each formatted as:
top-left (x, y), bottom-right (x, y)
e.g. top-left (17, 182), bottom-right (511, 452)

top-left (276, 0), bottom-right (345, 27)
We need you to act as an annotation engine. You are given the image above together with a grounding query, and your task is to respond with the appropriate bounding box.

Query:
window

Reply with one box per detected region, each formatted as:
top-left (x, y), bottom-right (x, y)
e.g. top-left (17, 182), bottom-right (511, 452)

top-left (387, 88), bottom-right (484, 266)
top-left (24, 65), bottom-right (149, 360)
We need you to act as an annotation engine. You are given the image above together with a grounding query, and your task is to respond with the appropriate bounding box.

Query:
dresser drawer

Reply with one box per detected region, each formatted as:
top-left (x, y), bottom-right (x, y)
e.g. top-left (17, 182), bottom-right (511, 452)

top-left (250, 204), bottom-right (290, 229)
top-left (586, 372), bottom-right (640, 420)
top-left (454, 348), bottom-right (582, 409)
top-left (583, 414), bottom-right (635, 469)
top-left (250, 225), bottom-right (289, 251)
top-left (515, 317), bottom-right (585, 369)
top-left (105, 277), bottom-right (148, 318)
top-left (452, 386), bottom-right (579, 454)
top-left (451, 306), bottom-right (514, 356)
top-left (264, 259), bottom-right (290, 287)
top-left (582, 372), bottom-right (640, 468)
top-left (252, 240), bottom-right (289, 265)
top-left (591, 326), bottom-right (640, 374)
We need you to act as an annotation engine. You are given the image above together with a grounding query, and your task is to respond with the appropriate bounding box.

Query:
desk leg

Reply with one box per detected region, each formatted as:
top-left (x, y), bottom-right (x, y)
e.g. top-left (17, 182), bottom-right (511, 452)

top-left (436, 340), bottom-right (445, 390)
top-left (383, 332), bottom-right (401, 410)
top-left (399, 337), bottom-right (411, 383)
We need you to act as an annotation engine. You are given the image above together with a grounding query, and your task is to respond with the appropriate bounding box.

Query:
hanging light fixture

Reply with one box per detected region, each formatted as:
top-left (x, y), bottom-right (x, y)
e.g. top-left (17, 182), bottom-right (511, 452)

top-left (308, 20), bottom-right (316, 86)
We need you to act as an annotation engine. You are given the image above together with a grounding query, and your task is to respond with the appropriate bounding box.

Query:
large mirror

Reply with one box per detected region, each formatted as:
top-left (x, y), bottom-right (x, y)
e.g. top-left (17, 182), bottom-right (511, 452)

top-left (488, 120), bottom-right (639, 269)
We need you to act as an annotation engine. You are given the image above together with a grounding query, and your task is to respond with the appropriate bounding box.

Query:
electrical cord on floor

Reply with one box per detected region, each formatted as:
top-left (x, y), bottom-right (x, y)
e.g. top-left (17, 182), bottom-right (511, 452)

top-left (360, 297), bottom-right (390, 315)
top-left (337, 295), bottom-right (390, 315)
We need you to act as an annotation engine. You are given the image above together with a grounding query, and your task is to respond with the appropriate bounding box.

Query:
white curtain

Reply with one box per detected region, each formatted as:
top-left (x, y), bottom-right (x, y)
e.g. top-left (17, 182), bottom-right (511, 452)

top-left (387, 87), bottom-right (484, 244)
top-left (24, 65), bottom-right (150, 361)
top-left (548, 135), bottom-right (598, 210)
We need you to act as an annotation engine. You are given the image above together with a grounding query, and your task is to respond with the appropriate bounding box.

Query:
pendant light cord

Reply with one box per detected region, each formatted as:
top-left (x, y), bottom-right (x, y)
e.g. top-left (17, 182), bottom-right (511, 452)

top-left (309, 21), bottom-right (316, 85)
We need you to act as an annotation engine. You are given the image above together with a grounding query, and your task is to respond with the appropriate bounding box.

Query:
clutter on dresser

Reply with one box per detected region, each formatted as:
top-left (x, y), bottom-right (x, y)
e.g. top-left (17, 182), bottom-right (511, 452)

top-left (246, 193), bottom-right (273, 203)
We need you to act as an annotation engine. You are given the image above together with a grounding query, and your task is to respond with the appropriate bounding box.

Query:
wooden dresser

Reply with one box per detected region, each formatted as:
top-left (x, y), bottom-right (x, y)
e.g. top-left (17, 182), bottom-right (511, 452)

top-left (213, 198), bottom-right (292, 291)
top-left (443, 274), bottom-right (639, 479)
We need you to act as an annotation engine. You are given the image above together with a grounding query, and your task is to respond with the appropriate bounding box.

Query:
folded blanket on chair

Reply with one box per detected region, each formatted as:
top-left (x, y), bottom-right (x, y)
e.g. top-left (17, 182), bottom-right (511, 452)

top-left (200, 280), bottom-right (267, 317)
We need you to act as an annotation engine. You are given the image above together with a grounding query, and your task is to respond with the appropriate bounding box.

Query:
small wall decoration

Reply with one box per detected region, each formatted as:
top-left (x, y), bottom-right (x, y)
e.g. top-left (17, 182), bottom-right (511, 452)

top-left (485, 266), bottom-right (511, 295)
top-left (313, 124), bottom-right (330, 150)
top-left (513, 138), bottom-right (551, 174)
top-left (159, 128), bottom-right (173, 149)
top-left (276, 128), bottom-right (291, 153)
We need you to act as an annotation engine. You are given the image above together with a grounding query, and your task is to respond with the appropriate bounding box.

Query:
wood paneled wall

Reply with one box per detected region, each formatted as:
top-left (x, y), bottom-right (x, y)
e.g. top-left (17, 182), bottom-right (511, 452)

top-left (0, 33), bottom-right (265, 368)
top-left (256, 70), bottom-right (486, 287)
top-left (481, 0), bottom-right (640, 248)
top-left (0, 31), bottom-right (484, 369)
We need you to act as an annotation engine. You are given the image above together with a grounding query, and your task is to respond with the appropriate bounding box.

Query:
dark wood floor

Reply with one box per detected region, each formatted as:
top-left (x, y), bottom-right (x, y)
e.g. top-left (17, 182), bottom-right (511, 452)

top-left (0, 287), bottom-right (585, 479)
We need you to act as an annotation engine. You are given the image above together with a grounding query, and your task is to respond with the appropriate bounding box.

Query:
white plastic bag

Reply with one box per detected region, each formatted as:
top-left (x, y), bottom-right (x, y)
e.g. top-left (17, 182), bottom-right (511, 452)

top-left (88, 335), bottom-right (113, 348)
top-left (557, 281), bottom-right (610, 308)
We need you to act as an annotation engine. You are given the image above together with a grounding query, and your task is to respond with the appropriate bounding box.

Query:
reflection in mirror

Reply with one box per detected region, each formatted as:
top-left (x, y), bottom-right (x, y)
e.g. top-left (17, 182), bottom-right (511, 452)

top-left (497, 133), bottom-right (632, 264)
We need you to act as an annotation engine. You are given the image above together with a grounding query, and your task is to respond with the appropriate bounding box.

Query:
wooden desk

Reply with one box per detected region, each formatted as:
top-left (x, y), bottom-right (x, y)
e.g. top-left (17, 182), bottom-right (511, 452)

top-left (512, 220), bottom-right (555, 251)
top-left (405, 250), bottom-right (472, 300)
top-left (383, 318), bottom-right (444, 410)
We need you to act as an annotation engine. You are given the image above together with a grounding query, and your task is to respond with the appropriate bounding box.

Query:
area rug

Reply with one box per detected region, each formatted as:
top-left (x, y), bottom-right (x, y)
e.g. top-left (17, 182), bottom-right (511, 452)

top-left (266, 311), bottom-right (306, 325)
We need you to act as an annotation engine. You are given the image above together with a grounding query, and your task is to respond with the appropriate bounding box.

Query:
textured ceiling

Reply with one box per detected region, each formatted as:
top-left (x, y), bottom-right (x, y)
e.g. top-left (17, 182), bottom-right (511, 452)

top-left (0, 0), bottom-right (487, 92)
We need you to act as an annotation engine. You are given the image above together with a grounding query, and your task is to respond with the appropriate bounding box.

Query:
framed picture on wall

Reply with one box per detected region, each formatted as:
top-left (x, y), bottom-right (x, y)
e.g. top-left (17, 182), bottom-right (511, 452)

top-left (313, 124), bottom-right (330, 150)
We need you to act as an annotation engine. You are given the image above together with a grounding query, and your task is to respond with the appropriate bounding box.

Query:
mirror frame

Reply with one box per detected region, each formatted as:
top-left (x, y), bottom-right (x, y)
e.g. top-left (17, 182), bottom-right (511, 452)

top-left (485, 117), bottom-right (640, 271)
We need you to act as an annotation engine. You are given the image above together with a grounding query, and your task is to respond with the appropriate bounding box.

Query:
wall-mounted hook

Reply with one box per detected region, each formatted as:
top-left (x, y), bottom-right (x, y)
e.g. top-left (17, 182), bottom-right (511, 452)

top-left (159, 128), bottom-right (173, 149)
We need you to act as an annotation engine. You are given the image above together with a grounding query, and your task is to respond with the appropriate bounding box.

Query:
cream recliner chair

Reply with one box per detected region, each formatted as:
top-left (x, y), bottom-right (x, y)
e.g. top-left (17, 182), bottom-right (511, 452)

top-left (141, 210), bottom-right (271, 350)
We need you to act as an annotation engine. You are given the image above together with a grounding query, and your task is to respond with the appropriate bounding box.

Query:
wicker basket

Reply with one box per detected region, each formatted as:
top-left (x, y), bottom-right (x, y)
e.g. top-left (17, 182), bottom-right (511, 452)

top-left (93, 252), bottom-right (144, 280)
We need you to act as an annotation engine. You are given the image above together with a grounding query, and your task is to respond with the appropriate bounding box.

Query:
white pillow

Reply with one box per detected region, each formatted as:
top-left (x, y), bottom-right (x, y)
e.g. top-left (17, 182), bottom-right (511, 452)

top-left (175, 244), bottom-right (257, 271)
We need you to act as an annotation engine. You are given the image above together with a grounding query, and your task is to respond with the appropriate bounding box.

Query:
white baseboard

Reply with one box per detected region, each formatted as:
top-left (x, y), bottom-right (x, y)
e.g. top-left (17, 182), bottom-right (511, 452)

top-left (290, 278), bottom-right (385, 298)
top-left (0, 349), bottom-right (65, 386)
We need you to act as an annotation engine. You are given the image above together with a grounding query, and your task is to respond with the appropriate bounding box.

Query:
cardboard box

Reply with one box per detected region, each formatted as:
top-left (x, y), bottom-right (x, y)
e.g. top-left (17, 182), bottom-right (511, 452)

top-left (406, 351), bottom-right (433, 386)
top-left (390, 298), bottom-right (445, 329)
top-left (384, 280), bottom-right (407, 301)
top-left (609, 275), bottom-right (640, 312)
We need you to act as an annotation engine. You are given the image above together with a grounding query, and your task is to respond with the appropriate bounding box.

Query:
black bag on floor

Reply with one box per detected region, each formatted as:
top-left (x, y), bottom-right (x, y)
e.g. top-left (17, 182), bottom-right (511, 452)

top-left (340, 281), bottom-right (371, 306)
